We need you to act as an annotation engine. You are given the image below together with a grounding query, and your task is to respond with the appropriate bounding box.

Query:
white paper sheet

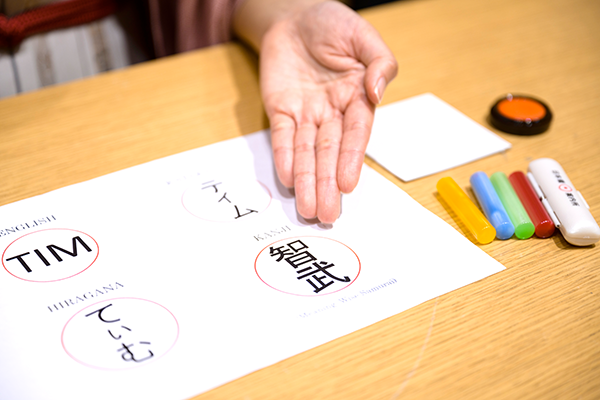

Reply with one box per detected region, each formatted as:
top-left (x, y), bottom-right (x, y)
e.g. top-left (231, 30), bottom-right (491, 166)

top-left (0, 131), bottom-right (505, 400)
top-left (367, 93), bottom-right (512, 181)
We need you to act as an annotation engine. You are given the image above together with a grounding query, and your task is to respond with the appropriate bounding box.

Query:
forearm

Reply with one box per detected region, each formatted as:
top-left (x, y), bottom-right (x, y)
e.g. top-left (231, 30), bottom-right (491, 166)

top-left (232, 0), bottom-right (329, 52)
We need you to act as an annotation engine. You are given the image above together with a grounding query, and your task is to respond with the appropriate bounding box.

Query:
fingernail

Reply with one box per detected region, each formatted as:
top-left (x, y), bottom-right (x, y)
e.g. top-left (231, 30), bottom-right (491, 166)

top-left (374, 77), bottom-right (387, 105)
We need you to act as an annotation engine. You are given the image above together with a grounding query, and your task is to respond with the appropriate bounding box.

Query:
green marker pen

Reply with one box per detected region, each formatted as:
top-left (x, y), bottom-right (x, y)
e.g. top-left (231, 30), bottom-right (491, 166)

top-left (490, 172), bottom-right (535, 239)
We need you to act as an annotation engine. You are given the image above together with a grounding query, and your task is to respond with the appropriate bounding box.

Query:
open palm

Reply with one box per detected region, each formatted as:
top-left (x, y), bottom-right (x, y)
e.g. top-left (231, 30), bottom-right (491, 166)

top-left (260, 1), bottom-right (397, 223)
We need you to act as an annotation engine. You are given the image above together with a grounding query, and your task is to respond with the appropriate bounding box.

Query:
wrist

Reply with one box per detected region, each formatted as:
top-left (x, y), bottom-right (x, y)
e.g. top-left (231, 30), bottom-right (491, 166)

top-left (233, 0), bottom-right (329, 52)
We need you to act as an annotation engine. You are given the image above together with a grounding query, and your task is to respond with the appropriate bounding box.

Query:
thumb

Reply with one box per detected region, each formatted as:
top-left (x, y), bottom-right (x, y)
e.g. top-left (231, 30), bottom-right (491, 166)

top-left (352, 20), bottom-right (398, 105)
top-left (366, 56), bottom-right (398, 105)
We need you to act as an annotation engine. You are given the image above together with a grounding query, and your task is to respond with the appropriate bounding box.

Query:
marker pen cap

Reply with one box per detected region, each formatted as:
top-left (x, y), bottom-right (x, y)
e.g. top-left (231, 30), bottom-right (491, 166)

top-left (470, 172), bottom-right (514, 240)
top-left (509, 171), bottom-right (555, 238)
top-left (490, 172), bottom-right (535, 239)
top-left (437, 177), bottom-right (496, 244)
top-left (490, 94), bottom-right (552, 135)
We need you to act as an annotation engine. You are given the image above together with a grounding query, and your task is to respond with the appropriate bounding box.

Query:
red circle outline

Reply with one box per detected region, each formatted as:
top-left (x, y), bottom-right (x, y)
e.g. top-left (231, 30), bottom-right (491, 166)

top-left (558, 184), bottom-right (572, 192)
top-left (1, 228), bottom-right (100, 283)
top-left (61, 297), bottom-right (180, 371)
top-left (181, 179), bottom-right (272, 223)
top-left (254, 235), bottom-right (361, 297)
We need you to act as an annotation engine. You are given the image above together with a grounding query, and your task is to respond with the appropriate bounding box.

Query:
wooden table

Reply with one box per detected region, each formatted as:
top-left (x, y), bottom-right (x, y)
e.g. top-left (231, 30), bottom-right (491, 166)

top-left (1, 0), bottom-right (599, 398)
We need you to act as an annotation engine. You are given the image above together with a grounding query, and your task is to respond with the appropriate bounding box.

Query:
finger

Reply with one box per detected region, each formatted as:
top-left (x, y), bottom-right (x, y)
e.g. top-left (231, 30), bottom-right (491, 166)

top-left (270, 113), bottom-right (297, 188)
top-left (365, 56), bottom-right (398, 105)
top-left (338, 95), bottom-right (375, 194)
top-left (294, 122), bottom-right (318, 219)
top-left (352, 21), bottom-right (398, 105)
top-left (316, 118), bottom-right (343, 224)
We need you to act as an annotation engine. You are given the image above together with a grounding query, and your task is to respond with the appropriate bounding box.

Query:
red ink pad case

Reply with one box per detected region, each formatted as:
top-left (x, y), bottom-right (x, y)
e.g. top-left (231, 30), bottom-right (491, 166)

top-left (490, 94), bottom-right (552, 135)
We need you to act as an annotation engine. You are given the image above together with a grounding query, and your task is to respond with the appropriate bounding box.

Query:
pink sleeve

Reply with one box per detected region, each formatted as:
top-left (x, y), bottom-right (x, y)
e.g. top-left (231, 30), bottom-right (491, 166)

top-left (148, 0), bottom-right (247, 57)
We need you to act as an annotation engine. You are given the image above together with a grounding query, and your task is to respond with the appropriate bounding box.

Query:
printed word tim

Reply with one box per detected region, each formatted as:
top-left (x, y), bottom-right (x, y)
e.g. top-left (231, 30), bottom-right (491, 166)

top-left (5, 235), bottom-right (92, 273)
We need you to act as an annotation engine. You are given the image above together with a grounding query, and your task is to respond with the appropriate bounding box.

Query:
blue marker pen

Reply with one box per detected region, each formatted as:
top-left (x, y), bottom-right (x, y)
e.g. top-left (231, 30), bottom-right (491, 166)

top-left (470, 171), bottom-right (515, 239)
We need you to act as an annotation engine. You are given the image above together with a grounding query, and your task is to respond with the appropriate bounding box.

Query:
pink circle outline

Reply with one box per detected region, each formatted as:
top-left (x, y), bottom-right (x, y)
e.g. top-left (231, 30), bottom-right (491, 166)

top-left (61, 297), bottom-right (180, 371)
top-left (254, 235), bottom-right (361, 297)
top-left (558, 184), bottom-right (572, 192)
top-left (181, 179), bottom-right (272, 223)
top-left (1, 228), bottom-right (100, 283)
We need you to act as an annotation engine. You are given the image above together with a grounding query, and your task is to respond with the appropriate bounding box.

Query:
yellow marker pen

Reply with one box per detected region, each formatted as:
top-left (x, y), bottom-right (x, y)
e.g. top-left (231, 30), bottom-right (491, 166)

top-left (437, 177), bottom-right (496, 244)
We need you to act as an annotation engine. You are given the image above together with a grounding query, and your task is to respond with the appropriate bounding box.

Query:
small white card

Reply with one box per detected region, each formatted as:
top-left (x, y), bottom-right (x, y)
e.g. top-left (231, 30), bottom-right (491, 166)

top-left (367, 93), bottom-right (511, 181)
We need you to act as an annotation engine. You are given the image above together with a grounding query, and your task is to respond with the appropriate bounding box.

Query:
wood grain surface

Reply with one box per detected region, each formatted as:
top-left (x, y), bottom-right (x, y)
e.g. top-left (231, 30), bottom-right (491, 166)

top-left (1, 0), bottom-right (599, 398)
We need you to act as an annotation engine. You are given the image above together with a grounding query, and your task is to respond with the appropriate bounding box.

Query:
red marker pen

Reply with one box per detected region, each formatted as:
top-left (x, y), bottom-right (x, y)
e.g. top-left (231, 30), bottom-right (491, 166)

top-left (509, 171), bottom-right (555, 238)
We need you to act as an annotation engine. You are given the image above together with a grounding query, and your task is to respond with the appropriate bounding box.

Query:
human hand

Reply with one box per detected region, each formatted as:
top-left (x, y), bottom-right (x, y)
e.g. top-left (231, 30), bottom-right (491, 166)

top-left (259, 1), bottom-right (397, 223)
